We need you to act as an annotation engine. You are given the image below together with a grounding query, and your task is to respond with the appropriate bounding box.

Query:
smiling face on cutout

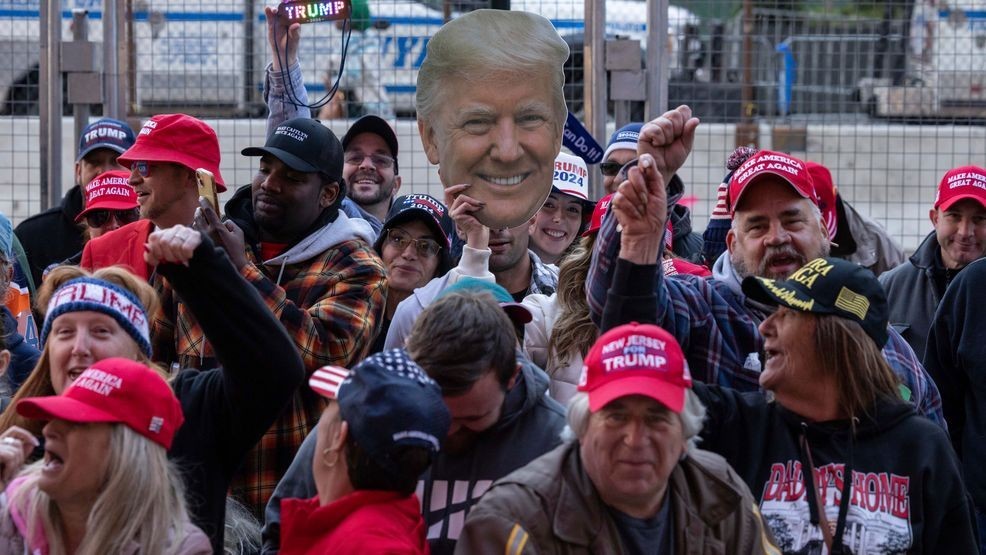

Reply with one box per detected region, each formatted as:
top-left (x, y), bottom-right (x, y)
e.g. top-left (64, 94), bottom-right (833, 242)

top-left (418, 70), bottom-right (563, 229)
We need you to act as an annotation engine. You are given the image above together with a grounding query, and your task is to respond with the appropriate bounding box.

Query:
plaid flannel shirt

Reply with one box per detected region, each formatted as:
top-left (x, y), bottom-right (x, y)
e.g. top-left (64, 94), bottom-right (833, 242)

top-left (587, 207), bottom-right (945, 428)
top-left (154, 236), bottom-right (387, 516)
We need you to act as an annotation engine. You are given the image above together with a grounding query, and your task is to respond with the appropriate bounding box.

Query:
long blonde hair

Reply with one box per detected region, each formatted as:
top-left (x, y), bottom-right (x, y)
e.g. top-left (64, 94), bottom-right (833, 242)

top-left (0, 266), bottom-right (166, 436)
top-left (547, 235), bottom-right (597, 370)
top-left (7, 425), bottom-right (192, 555)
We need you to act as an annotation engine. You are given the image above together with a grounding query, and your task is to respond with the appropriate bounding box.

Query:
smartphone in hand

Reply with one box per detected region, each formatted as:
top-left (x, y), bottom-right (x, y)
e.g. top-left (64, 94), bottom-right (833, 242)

top-left (196, 168), bottom-right (219, 214)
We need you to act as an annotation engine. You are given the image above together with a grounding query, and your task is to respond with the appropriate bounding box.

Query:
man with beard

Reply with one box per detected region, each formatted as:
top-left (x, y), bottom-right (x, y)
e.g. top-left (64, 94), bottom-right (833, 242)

top-left (586, 105), bottom-right (943, 426)
top-left (340, 115), bottom-right (402, 232)
top-left (261, 288), bottom-right (565, 555)
top-left (880, 165), bottom-right (986, 360)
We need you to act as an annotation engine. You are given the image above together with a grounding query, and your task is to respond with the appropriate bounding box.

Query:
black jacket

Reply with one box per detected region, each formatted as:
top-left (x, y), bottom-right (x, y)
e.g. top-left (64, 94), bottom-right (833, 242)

top-left (879, 231), bottom-right (958, 360)
top-left (925, 257), bottom-right (986, 512)
top-left (160, 236), bottom-right (305, 553)
top-left (14, 186), bottom-right (84, 288)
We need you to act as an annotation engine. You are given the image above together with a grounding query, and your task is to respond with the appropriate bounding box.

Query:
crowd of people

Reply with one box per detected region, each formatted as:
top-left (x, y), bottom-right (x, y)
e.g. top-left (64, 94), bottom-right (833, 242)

top-left (0, 6), bottom-right (985, 555)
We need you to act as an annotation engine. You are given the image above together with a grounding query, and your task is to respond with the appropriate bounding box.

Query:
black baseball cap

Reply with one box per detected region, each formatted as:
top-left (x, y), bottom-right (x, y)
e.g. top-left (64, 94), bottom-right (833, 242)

top-left (242, 118), bottom-right (344, 183)
top-left (742, 257), bottom-right (889, 347)
top-left (342, 115), bottom-right (400, 174)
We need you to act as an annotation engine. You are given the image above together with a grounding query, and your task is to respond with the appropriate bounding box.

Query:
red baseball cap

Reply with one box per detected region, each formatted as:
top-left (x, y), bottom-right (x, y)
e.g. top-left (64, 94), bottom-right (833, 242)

top-left (75, 170), bottom-right (138, 223)
top-left (727, 150), bottom-right (817, 214)
top-left (578, 322), bottom-right (692, 412)
top-left (117, 114), bottom-right (226, 191)
top-left (805, 161), bottom-right (838, 240)
top-left (582, 193), bottom-right (614, 237)
top-left (934, 165), bottom-right (986, 211)
top-left (16, 358), bottom-right (184, 450)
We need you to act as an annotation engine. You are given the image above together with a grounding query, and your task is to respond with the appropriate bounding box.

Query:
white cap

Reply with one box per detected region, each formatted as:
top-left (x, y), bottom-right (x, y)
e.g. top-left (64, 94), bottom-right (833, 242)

top-left (552, 152), bottom-right (590, 201)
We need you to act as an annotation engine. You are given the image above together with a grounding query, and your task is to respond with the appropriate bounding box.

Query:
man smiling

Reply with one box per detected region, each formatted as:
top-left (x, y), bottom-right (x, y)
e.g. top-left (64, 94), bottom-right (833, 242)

top-left (880, 165), bottom-right (986, 359)
top-left (456, 322), bottom-right (777, 554)
top-left (415, 9), bottom-right (569, 230)
top-left (80, 114), bottom-right (225, 279)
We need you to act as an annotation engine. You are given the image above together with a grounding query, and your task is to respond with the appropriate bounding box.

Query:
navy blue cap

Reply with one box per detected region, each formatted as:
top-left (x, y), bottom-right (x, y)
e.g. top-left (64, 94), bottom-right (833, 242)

top-left (603, 122), bottom-right (643, 161)
top-left (378, 194), bottom-right (454, 248)
top-left (77, 118), bottom-right (136, 161)
top-left (322, 350), bottom-right (451, 473)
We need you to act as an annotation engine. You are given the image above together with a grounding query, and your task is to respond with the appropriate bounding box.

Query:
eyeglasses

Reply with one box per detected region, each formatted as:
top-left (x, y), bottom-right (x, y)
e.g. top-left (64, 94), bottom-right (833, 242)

top-left (385, 228), bottom-right (442, 258)
top-left (131, 160), bottom-right (150, 177)
top-left (599, 160), bottom-right (624, 176)
top-left (344, 152), bottom-right (395, 169)
top-left (84, 208), bottom-right (141, 228)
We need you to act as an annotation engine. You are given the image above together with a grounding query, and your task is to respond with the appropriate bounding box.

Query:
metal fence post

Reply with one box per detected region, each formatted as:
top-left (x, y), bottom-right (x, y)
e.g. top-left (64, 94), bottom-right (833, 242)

top-left (584, 0), bottom-right (606, 200)
top-left (646, 0), bottom-right (669, 118)
top-left (71, 10), bottom-right (91, 146)
top-left (103, 0), bottom-right (130, 120)
top-left (39, 0), bottom-right (63, 210)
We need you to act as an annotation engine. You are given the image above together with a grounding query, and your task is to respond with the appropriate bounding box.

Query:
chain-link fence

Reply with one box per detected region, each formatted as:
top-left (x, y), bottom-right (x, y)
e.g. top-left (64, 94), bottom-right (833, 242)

top-left (2, 0), bottom-right (984, 252)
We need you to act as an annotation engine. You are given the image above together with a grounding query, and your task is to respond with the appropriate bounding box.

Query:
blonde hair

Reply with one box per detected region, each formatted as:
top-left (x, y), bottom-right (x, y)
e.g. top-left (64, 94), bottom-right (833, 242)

top-left (7, 425), bottom-right (193, 555)
top-left (415, 9), bottom-right (569, 128)
top-left (0, 265), bottom-right (166, 436)
top-left (547, 236), bottom-right (597, 370)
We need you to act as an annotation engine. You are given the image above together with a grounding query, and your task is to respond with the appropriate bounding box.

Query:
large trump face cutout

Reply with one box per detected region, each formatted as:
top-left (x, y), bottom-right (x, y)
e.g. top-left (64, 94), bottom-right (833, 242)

top-left (415, 10), bottom-right (569, 229)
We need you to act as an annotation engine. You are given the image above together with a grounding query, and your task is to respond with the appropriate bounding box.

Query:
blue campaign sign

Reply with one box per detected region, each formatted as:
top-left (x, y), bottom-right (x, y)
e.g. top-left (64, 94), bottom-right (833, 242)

top-left (563, 112), bottom-right (604, 165)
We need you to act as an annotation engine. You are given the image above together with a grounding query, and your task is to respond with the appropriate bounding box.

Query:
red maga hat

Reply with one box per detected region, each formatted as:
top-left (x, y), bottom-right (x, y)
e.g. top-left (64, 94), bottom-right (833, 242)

top-left (934, 165), bottom-right (986, 211)
top-left (75, 170), bottom-right (138, 223)
top-left (805, 161), bottom-right (838, 240)
top-left (582, 193), bottom-right (614, 237)
top-left (117, 114), bottom-right (226, 191)
top-left (728, 150), bottom-right (817, 214)
top-left (17, 358), bottom-right (184, 450)
top-left (578, 322), bottom-right (692, 413)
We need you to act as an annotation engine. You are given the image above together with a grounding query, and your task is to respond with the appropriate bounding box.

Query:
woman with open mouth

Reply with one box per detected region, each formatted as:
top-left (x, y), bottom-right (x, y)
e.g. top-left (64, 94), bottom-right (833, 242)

top-left (0, 225), bottom-right (304, 553)
top-left (0, 357), bottom-right (209, 554)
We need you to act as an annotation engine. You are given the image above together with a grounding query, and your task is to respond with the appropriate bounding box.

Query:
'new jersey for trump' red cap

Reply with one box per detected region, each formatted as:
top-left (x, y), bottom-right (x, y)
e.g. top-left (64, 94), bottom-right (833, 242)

top-left (578, 322), bottom-right (692, 413)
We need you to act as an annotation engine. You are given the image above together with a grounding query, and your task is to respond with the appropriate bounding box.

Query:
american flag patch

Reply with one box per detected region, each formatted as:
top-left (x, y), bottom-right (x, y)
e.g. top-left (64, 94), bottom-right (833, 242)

top-left (835, 286), bottom-right (870, 320)
top-left (309, 366), bottom-right (350, 399)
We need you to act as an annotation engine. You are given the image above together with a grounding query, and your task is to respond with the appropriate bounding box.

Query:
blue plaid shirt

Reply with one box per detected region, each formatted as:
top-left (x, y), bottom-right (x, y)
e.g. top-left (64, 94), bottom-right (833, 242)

top-left (587, 208), bottom-right (945, 429)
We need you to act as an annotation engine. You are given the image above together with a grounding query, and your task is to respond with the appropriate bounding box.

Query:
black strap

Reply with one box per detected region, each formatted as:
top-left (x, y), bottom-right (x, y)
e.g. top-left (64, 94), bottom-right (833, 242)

top-left (799, 423), bottom-right (856, 554)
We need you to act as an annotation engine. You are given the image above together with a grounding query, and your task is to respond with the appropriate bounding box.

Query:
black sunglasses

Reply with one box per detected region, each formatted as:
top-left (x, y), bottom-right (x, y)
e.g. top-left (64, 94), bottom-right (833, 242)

top-left (599, 160), bottom-right (624, 176)
top-left (85, 208), bottom-right (140, 228)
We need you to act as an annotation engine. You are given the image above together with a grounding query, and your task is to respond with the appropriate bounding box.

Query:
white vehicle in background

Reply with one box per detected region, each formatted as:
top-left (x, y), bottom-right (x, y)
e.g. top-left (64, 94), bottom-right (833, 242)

top-left (288, 0), bottom-right (700, 116)
top-left (861, 0), bottom-right (986, 118)
top-left (0, 0), bottom-right (698, 117)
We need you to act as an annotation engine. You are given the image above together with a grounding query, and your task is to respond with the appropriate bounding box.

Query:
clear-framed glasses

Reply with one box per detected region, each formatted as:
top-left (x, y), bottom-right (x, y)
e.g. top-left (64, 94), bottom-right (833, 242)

top-left (344, 152), bottom-right (395, 169)
top-left (385, 228), bottom-right (442, 258)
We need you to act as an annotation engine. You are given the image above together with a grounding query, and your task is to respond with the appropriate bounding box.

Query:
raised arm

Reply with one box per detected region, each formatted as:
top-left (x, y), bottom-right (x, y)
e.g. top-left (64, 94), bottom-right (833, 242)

top-left (148, 227), bottom-right (305, 462)
top-left (264, 5), bottom-right (311, 136)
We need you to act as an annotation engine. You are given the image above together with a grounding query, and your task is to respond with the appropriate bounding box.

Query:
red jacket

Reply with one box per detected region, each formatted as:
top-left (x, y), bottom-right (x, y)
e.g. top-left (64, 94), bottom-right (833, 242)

top-left (80, 220), bottom-right (154, 279)
top-left (280, 491), bottom-right (429, 555)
